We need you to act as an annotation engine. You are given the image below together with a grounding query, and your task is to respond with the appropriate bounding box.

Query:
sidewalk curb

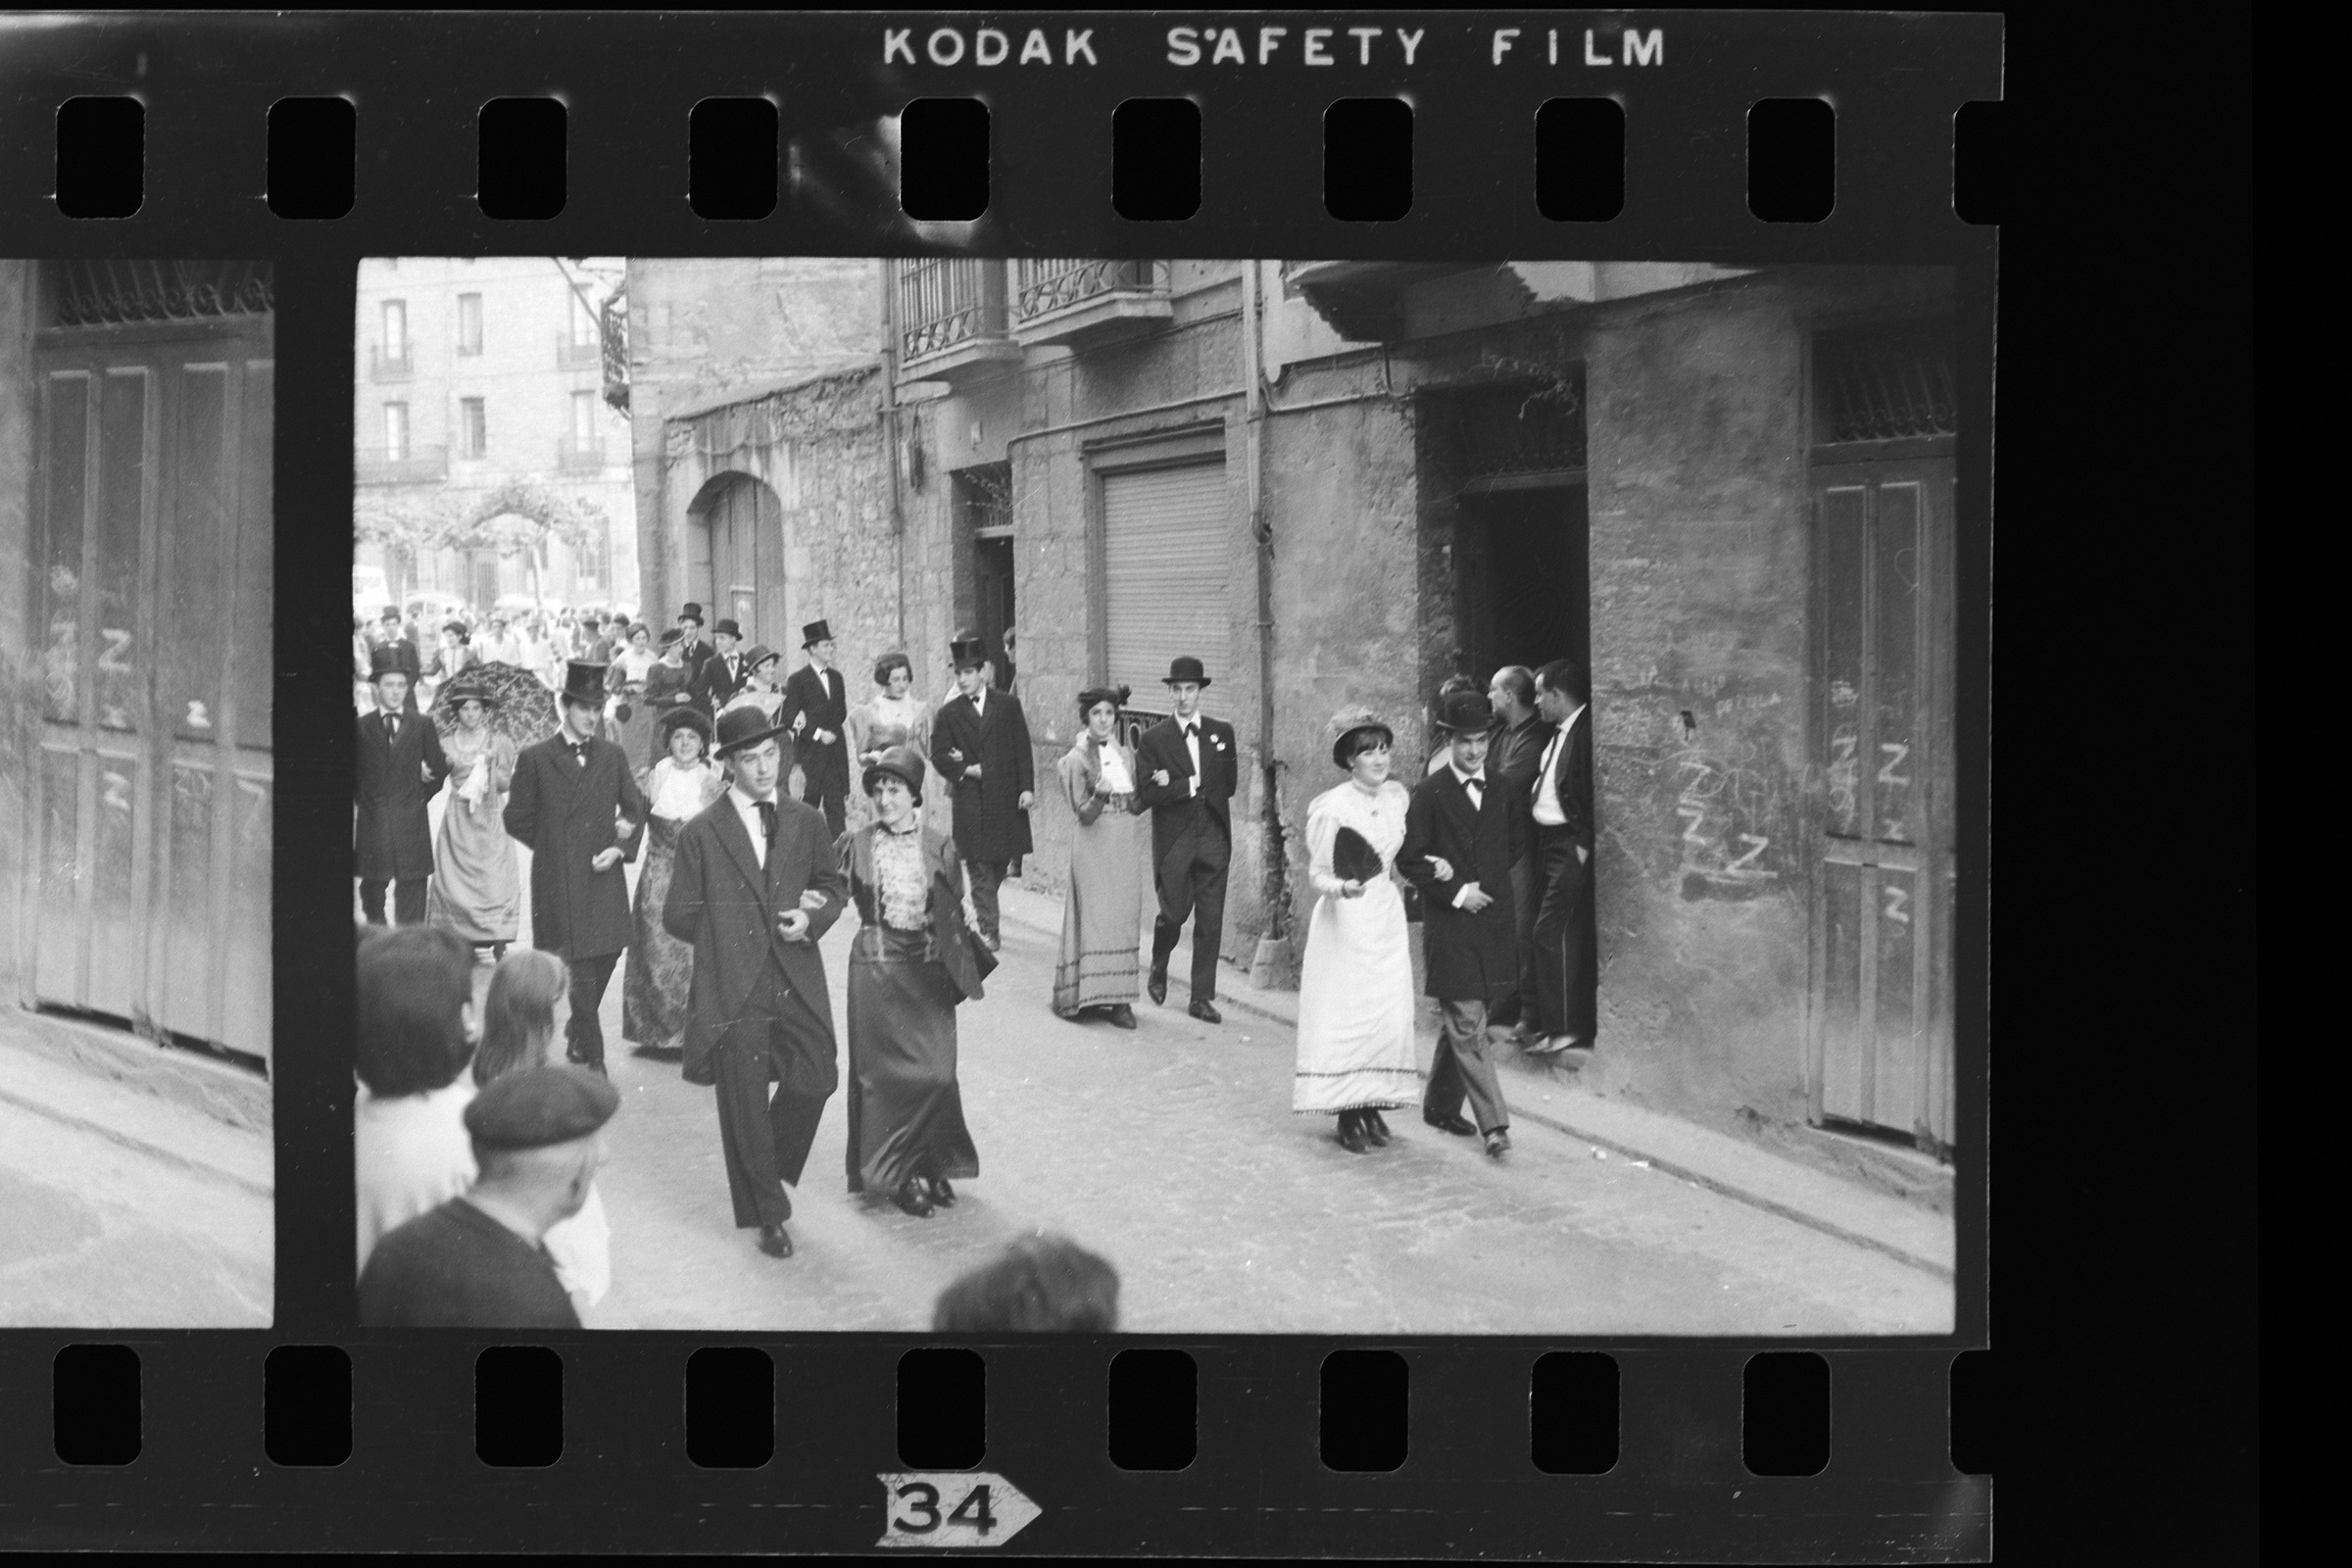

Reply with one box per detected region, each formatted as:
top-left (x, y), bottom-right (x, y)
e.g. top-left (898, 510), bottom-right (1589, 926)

top-left (0, 1081), bottom-right (275, 1202)
top-left (994, 883), bottom-right (1951, 1282)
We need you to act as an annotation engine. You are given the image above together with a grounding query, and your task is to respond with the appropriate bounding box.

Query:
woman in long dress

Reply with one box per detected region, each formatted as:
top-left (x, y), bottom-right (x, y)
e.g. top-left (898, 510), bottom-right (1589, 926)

top-left (472, 948), bottom-right (612, 1319)
top-left (1292, 708), bottom-right (1422, 1152)
top-left (604, 620), bottom-right (661, 765)
top-left (622, 707), bottom-right (725, 1058)
top-left (837, 745), bottom-right (986, 1219)
top-left (424, 676), bottom-right (521, 958)
top-left (847, 651), bottom-right (932, 833)
top-left (1052, 684), bottom-right (1144, 1028)
top-left (638, 628), bottom-right (696, 766)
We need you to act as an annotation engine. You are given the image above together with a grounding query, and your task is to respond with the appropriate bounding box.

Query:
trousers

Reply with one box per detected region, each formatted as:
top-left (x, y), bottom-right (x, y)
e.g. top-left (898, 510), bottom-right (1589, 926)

top-left (801, 758), bottom-right (847, 839)
top-left (712, 968), bottom-right (836, 1229)
top-left (1425, 997), bottom-right (1510, 1134)
top-left (359, 877), bottom-right (427, 925)
top-left (1531, 825), bottom-right (1597, 1042)
top-left (1151, 807), bottom-right (1230, 1003)
top-left (964, 858), bottom-right (1007, 944)
top-left (1491, 853), bottom-right (1540, 1028)
top-left (564, 953), bottom-right (620, 1071)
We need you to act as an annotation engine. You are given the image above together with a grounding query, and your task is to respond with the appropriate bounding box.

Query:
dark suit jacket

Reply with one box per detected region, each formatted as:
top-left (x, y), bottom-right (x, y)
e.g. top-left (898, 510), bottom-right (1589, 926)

top-left (929, 689), bottom-right (1036, 863)
top-left (694, 650), bottom-right (749, 716)
top-left (662, 791), bottom-right (847, 1088)
top-left (1533, 709), bottom-right (1594, 851)
top-left (356, 708), bottom-right (450, 880)
top-left (1133, 713), bottom-right (1240, 858)
top-left (1398, 766), bottom-right (1525, 1000)
top-left (780, 663), bottom-right (851, 794)
top-left (504, 733), bottom-right (649, 960)
top-left (1487, 713), bottom-right (1549, 867)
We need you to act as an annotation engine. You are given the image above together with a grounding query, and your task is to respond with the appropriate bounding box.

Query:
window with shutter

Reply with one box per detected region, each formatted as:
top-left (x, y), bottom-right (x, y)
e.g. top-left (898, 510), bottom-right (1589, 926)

top-left (1100, 461), bottom-right (1230, 700)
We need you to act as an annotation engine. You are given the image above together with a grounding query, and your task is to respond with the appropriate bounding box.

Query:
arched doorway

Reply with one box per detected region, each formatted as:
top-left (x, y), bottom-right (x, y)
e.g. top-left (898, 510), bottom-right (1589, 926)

top-left (686, 471), bottom-right (785, 650)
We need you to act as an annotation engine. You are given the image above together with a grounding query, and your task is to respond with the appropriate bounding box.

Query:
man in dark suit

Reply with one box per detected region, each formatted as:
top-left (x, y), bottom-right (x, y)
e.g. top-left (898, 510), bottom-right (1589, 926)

top-left (1526, 658), bottom-right (1597, 1056)
top-left (1397, 687), bottom-right (1522, 1157)
top-left (579, 612), bottom-right (612, 664)
top-left (662, 705), bottom-right (849, 1260)
top-left (504, 660), bottom-right (650, 1075)
top-left (779, 618), bottom-right (852, 837)
top-left (1132, 655), bottom-right (1240, 1023)
top-left (928, 631), bottom-right (1035, 952)
top-left (1484, 663), bottom-right (1548, 1037)
top-left (674, 602), bottom-right (716, 695)
top-left (356, 643), bottom-right (449, 924)
top-left (694, 617), bottom-right (749, 718)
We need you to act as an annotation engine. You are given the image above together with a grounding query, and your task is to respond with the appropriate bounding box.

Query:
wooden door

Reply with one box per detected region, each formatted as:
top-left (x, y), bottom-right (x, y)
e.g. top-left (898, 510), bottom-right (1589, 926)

top-left (1807, 459), bottom-right (1955, 1155)
top-left (27, 317), bottom-right (274, 1067)
top-left (694, 474), bottom-right (783, 650)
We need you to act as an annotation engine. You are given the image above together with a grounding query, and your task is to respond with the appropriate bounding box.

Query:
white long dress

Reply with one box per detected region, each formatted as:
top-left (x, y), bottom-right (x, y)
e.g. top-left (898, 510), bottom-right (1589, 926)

top-left (1291, 778), bottom-right (1421, 1113)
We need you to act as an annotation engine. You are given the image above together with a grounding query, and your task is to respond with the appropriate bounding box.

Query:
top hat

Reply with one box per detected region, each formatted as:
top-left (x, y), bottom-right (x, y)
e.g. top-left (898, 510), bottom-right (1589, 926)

top-left (1434, 687), bottom-right (1498, 734)
top-left (949, 631), bottom-right (988, 671)
top-left (678, 602), bottom-right (706, 623)
top-left (1327, 705), bottom-right (1395, 769)
top-left (558, 660), bottom-right (609, 709)
top-left (713, 703), bottom-right (791, 759)
top-left (438, 676), bottom-right (497, 710)
top-left (368, 642), bottom-right (414, 680)
top-left (802, 618), bottom-right (833, 648)
top-left (378, 606), bottom-right (401, 622)
top-left (1077, 683), bottom-right (1132, 715)
top-left (712, 618), bottom-right (742, 640)
top-left (861, 743), bottom-right (927, 800)
top-left (1162, 656), bottom-right (1212, 688)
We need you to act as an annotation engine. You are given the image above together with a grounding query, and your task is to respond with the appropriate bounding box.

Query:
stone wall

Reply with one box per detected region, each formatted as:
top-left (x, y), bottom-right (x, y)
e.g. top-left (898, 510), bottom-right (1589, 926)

top-left (0, 261), bottom-right (33, 995)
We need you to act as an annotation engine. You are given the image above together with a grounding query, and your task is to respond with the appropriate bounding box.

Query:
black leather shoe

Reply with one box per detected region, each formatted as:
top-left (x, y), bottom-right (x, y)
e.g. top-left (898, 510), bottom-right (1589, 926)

top-left (1148, 968), bottom-right (1168, 1005)
top-left (1484, 1130), bottom-right (1512, 1159)
top-left (1363, 1109), bottom-right (1392, 1146)
top-left (892, 1182), bottom-right (935, 1218)
top-left (927, 1176), bottom-right (957, 1207)
top-left (1424, 1111), bottom-right (1477, 1137)
top-left (1106, 1004), bottom-right (1138, 1030)
top-left (757, 1223), bottom-right (793, 1258)
top-left (1336, 1111), bottom-right (1369, 1153)
top-left (1188, 1000), bottom-right (1222, 1024)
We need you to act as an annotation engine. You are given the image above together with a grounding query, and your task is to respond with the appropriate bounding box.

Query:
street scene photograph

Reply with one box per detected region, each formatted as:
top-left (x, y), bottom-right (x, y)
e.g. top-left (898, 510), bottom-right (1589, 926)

top-left (351, 255), bottom-right (1963, 1334)
top-left (0, 259), bottom-right (274, 1328)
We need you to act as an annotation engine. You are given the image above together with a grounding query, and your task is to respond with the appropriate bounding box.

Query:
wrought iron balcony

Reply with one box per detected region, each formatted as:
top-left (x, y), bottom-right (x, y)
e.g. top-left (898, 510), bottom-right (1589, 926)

top-left (1012, 259), bottom-right (1172, 348)
top-left (600, 294), bottom-right (630, 414)
top-left (369, 341), bottom-right (415, 380)
top-left (557, 435), bottom-right (607, 474)
top-left (896, 259), bottom-right (1022, 386)
top-left (558, 333), bottom-right (602, 369)
top-left (355, 445), bottom-right (449, 485)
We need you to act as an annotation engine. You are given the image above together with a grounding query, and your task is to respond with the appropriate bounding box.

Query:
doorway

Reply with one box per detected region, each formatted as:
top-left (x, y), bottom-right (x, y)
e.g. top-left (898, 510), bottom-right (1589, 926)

top-left (687, 472), bottom-right (785, 651)
top-left (1454, 482), bottom-right (1591, 689)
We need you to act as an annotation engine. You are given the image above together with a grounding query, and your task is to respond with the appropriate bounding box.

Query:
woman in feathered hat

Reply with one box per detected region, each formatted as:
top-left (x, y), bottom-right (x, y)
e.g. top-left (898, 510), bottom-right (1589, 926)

top-left (1051, 683), bottom-right (1145, 1028)
top-left (424, 675), bottom-right (521, 956)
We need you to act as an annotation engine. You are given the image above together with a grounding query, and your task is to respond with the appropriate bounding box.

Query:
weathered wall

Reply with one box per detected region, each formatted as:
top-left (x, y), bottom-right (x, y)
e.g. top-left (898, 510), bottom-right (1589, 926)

top-left (0, 262), bottom-right (33, 996)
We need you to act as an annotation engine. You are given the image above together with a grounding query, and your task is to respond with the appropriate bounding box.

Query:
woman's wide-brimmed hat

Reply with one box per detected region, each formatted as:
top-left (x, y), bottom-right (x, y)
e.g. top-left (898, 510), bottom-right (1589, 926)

top-left (742, 643), bottom-right (781, 674)
top-left (949, 631), bottom-right (988, 670)
top-left (713, 704), bottom-right (790, 759)
top-left (1328, 705), bottom-right (1395, 769)
top-left (802, 618), bottom-right (833, 648)
top-left (1162, 655), bottom-right (1211, 687)
top-left (861, 743), bottom-right (926, 801)
top-left (1078, 683), bottom-right (1132, 714)
top-left (1434, 686), bottom-right (1498, 734)
top-left (439, 677), bottom-right (497, 710)
top-left (558, 660), bottom-right (609, 710)
top-left (657, 705), bottom-right (714, 746)
top-left (659, 626), bottom-right (685, 649)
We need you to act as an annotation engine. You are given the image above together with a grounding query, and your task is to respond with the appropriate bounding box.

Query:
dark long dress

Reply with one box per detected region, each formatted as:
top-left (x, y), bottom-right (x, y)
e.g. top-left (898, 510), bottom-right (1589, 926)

top-left (840, 821), bottom-right (981, 1197)
top-left (623, 759), bottom-right (723, 1053)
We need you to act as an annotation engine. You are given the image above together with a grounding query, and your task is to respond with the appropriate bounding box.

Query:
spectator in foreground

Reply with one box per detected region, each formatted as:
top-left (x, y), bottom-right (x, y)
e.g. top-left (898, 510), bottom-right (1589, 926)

top-left (354, 925), bottom-right (478, 1276)
top-left (932, 1233), bottom-right (1119, 1332)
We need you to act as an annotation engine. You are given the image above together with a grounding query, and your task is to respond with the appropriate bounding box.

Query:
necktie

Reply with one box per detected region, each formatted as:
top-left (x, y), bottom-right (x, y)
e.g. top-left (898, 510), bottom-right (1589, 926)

top-left (385, 714), bottom-right (399, 742)
top-left (569, 740), bottom-right (588, 767)
top-left (756, 799), bottom-right (777, 844)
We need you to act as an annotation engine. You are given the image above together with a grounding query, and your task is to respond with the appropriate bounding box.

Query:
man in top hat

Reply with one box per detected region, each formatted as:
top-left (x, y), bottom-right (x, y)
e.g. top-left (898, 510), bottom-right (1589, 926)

top-left (358, 1063), bottom-right (617, 1328)
top-left (356, 642), bottom-right (450, 925)
top-left (1525, 659), bottom-right (1597, 1057)
top-left (1396, 686), bottom-right (1523, 1158)
top-left (928, 631), bottom-right (1035, 953)
top-left (779, 618), bottom-right (853, 838)
top-left (676, 602), bottom-right (716, 687)
top-left (693, 617), bottom-right (749, 718)
top-left (1132, 656), bottom-right (1240, 1022)
top-left (504, 659), bottom-right (650, 1075)
top-left (662, 704), bottom-right (849, 1260)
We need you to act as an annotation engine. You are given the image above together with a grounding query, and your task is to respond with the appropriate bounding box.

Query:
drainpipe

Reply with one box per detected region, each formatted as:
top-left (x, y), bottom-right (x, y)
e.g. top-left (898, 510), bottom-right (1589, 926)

top-left (1244, 261), bottom-right (1293, 986)
top-left (878, 260), bottom-right (907, 648)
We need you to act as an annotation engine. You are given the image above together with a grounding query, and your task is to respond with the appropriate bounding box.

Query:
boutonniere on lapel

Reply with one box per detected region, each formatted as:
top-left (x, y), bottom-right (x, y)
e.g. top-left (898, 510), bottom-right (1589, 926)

top-left (1210, 735), bottom-right (1227, 752)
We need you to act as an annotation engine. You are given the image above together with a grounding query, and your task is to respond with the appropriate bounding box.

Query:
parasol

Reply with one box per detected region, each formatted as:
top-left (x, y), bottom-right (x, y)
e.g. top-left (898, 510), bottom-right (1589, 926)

top-left (460, 661), bottom-right (564, 751)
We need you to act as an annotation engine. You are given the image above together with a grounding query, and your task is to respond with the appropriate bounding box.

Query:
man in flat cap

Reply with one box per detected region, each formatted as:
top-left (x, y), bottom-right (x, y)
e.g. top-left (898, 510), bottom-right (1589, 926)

top-left (929, 631), bottom-right (1035, 953)
top-left (779, 618), bottom-right (852, 838)
top-left (357, 1063), bottom-right (617, 1329)
top-left (356, 642), bottom-right (449, 925)
top-left (1133, 656), bottom-right (1240, 1022)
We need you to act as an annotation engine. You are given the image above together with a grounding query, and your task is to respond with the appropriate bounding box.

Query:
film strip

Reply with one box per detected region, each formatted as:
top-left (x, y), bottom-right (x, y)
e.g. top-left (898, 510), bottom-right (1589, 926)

top-left (3, 11), bottom-right (2007, 1556)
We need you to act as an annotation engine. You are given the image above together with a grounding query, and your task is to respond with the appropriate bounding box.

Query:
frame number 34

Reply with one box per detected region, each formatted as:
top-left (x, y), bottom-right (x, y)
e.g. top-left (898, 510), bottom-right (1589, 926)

top-left (877, 1473), bottom-right (1042, 1548)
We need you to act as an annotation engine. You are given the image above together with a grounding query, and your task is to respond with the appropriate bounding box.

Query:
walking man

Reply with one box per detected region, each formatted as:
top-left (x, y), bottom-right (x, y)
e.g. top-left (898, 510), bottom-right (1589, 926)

top-left (928, 632), bottom-right (1035, 951)
top-left (695, 617), bottom-right (749, 718)
top-left (504, 660), bottom-right (649, 1075)
top-left (356, 643), bottom-right (449, 924)
top-left (780, 618), bottom-right (852, 837)
top-left (676, 602), bottom-right (715, 689)
top-left (662, 706), bottom-right (848, 1260)
top-left (1397, 686), bottom-right (1521, 1157)
top-left (1525, 659), bottom-right (1597, 1056)
top-left (1484, 664), bottom-right (1548, 1038)
top-left (1133, 656), bottom-right (1239, 1023)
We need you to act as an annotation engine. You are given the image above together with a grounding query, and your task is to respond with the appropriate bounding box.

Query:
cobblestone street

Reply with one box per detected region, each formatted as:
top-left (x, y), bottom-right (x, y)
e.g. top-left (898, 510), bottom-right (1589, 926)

top-left (470, 817), bottom-right (1949, 1335)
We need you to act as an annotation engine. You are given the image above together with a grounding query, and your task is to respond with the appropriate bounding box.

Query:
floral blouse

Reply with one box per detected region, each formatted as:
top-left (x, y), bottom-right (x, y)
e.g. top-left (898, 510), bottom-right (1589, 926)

top-left (871, 820), bottom-right (930, 931)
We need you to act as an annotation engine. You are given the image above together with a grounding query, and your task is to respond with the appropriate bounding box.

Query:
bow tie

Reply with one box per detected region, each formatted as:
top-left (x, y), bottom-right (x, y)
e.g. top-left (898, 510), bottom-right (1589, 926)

top-left (1183, 722), bottom-right (1199, 737)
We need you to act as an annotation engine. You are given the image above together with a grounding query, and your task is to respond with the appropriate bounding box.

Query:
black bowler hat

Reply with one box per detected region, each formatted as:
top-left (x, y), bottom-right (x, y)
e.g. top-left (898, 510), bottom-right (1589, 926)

top-left (949, 631), bottom-right (988, 670)
top-left (713, 704), bottom-right (791, 759)
top-left (559, 660), bottom-right (609, 709)
top-left (712, 618), bottom-right (742, 639)
top-left (678, 602), bottom-right (705, 624)
top-left (1162, 656), bottom-right (1212, 688)
top-left (1434, 687), bottom-right (1498, 734)
top-left (802, 618), bottom-right (833, 648)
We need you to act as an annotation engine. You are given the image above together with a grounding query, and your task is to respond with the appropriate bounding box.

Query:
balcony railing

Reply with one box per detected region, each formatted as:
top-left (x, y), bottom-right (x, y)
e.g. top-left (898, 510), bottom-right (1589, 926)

top-left (558, 333), bottom-right (602, 369)
top-left (557, 435), bottom-right (607, 474)
top-left (369, 342), bottom-right (414, 380)
top-left (600, 294), bottom-right (630, 413)
top-left (897, 259), bottom-right (1021, 383)
top-left (355, 445), bottom-right (449, 485)
top-left (1011, 259), bottom-right (1171, 346)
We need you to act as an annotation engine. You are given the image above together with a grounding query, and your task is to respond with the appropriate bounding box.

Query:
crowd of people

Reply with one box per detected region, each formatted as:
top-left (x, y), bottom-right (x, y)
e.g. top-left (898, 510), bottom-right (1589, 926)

top-left (354, 595), bottom-right (1595, 1328)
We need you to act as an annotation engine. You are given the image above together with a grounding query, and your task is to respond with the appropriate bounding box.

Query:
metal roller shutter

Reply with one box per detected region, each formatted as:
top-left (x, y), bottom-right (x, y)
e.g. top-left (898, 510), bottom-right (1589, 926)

top-left (1102, 461), bottom-right (1229, 700)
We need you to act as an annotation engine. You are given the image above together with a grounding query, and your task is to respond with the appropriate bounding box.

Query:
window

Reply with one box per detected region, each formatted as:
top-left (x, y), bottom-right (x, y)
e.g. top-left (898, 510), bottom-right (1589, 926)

top-left (570, 389), bottom-right (599, 443)
top-left (460, 397), bottom-right (486, 459)
top-left (457, 293), bottom-right (483, 356)
top-left (381, 299), bottom-right (407, 352)
top-left (575, 522), bottom-right (611, 589)
top-left (383, 402), bottom-right (410, 460)
top-left (569, 289), bottom-right (600, 347)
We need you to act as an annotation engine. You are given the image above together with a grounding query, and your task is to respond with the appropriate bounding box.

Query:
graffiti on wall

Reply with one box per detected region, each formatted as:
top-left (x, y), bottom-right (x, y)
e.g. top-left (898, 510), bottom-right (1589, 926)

top-left (1642, 671), bottom-right (1789, 903)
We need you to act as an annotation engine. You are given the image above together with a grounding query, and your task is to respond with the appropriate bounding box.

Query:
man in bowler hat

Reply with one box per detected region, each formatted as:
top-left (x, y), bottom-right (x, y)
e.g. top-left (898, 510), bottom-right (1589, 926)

top-left (1396, 686), bottom-right (1522, 1158)
top-left (779, 618), bottom-right (853, 837)
top-left (928, 631), bottom-right (1034, 952)
top-left (662, 704), bottom-right (848, 1260)
top-left (356, 643), bottom-right (449, 924)
top-left (694, 617), bottom-right (750, 717)
top-left (505, 660), bottom-right (650, 1074)
top-left (1133, 656), bottom-right (1239, 1023)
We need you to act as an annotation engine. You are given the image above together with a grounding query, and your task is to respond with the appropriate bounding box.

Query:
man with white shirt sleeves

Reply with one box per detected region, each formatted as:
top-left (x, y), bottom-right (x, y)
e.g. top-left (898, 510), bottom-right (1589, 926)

top-left (1525, 658), bottom-right (1598, 1055)
top-left (1397, 686), bottom-right (1521, 1155)
top-left (928, 631), bottom-right (1036, 953)
top-left (1132, 656), bottom-right (1241, 1024)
